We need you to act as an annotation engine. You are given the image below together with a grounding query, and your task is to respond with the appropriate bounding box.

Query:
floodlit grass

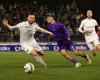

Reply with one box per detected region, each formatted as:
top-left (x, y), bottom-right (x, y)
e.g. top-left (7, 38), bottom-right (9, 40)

top-left (0, 51), bottom-right (100, 80)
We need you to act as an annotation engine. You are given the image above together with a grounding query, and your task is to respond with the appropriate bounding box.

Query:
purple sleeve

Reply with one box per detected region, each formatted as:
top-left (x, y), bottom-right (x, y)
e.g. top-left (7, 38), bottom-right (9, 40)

top-left (59, 22), bottom-right (71, 37)
top-left (65, 28), bottom-right (71, 37)
top-left (59, 22), bottom-right (71, 36)
top-left (47, 24), bottom-right (52, 32)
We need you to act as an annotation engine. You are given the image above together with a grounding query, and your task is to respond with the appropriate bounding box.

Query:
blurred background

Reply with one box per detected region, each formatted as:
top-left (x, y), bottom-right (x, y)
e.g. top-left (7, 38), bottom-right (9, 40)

top-left (0, 0), bottom-right (100, 42)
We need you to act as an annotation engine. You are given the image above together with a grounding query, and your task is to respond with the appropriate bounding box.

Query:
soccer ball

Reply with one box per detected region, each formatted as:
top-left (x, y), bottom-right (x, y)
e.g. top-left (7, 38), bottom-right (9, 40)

top-left (24, 63), bottom-right (35, 73)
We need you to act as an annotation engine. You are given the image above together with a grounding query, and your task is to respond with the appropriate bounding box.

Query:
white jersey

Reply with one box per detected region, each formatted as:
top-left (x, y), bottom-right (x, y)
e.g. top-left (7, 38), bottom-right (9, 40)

top-left (8, 21), bottom-right (41, 44)
top-left (79, 18), bottom-right (98, 42)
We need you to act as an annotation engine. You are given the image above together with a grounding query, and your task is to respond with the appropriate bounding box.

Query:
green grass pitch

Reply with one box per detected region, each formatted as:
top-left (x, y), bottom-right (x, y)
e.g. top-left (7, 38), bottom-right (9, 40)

top-left (0, 51), bottom-right (100, 80)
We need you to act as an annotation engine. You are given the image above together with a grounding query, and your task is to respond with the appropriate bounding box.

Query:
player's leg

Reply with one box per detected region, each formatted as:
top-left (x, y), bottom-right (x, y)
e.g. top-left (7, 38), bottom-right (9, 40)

top-left (94, 39), bottom-right (100, 51)
top-left (91, 49), bottom-right (96, 56)
top-left (31, 41), bottom-right (45, 56)
top-left (36, 50), bottom-right (47, 68)
top-left (96, 45), bottom-right (100, 50)
top-left (37, 50), bottom-right (45, 56)
top-left (73, 49), bottom-right (91, 64)
top-left (31, 50), bottom-right (47, 68)
top-left (87, 42), bottom-right (96, 56)
top-left (67, 40), bottom-right (91, 64)
top-left (21, 44), bottom-right (47, 68)
top-left (73, 49), bottom-right (88, 59)
top-left (31, 44), bottom-right (47, 68)
top-left (91, 39), bottom-right (100, 55)
top-left (60, 49), bottom-right (81, 67)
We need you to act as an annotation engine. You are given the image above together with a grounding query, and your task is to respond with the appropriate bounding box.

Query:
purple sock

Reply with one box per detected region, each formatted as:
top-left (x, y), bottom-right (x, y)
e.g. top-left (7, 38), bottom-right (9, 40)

top-left (70, 59), bottom-right (78, 64)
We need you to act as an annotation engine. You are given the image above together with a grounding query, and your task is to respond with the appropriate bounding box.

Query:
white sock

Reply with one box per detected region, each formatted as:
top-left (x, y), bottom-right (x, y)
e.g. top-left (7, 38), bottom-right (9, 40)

top-left (34, 56), bottom-right (46, 66)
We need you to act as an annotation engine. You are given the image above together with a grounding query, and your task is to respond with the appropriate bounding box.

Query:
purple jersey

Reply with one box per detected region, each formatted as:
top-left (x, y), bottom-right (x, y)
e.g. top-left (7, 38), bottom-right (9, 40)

top-left (47, 21), bottom-right (71, 41)
top-left (47, 21), bottom-right (76, 51)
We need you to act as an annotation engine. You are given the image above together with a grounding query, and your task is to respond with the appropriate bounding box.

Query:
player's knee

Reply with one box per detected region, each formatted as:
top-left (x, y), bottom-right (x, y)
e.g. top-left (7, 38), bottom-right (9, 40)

top-left (60, 50), bottom-right (67, 55)
top-left (96, 45), bottom-right (100, 50)
top-left (30, 50), bottom-right (38, 56)
top-left (73, 50), bottom-right (80, 56)
top-left (38, 51), bottom-right (45, 56)
top-left (60, 52), bottom-right (65, 56)
top-left (74, 52), bottom-right (78, 56)
top-left (31, 52), bottom-right (37, 56)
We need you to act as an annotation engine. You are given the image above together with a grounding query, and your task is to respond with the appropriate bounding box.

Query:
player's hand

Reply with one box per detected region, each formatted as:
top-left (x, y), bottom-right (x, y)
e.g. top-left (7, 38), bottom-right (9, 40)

top-left (48, 32), bottom-right (54, 37)
top-left (83, 29), bottom-right (91, 33)
top-left (2, 19), bottom-right (9, 27)
top-left (83, 31), bottom-right (88, 35)
top-left (98, 27), bottom-right (100, 31)
top-left (83, 30), bottom-right (91, 35)
top-left (83, 31), bottom-right (88, 33)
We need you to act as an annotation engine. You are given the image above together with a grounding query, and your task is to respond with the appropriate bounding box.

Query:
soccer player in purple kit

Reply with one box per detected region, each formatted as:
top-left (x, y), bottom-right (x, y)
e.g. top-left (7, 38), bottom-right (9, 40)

top-left (46, 13), bottom-right (91, 68)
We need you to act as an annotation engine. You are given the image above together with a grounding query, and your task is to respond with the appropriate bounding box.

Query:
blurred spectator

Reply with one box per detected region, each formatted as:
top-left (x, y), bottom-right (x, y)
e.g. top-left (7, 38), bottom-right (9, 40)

top-left (0, 0), bottom-right (85, 42)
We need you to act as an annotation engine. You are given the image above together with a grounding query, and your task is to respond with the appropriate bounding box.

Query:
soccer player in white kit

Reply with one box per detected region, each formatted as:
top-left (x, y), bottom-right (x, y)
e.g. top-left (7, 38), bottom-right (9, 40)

top-left (79, 10), bottom-right (100, 56)
top-left (2, 14), bottom-right (54, 68)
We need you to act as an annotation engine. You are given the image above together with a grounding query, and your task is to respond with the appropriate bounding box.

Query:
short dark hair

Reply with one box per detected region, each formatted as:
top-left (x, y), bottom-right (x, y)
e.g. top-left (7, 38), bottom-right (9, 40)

top-left (46, 13), bottom-right (56, 20)
top-left (27, 12), bottom-right (36, 17)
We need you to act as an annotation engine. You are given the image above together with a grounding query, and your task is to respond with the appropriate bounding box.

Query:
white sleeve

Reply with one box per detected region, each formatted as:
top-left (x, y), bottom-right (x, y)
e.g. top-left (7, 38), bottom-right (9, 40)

top-left (35, 23), bottom-right (41, 31)
top-left (79, 21), bottom-right (84, 33)
top-left (94, 20), bottom-right (98, 26)
top-left (8, 23), bottom-right (22, 30)
top-left (94, 20), bottom-right (100, 30)
top-left (34, 23), bottom-right (51, 34)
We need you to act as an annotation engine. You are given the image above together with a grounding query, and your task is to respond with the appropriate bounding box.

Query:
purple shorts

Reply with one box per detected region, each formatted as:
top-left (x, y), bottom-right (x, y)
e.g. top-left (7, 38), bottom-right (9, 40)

top-left (57, 40), bottom-right (76, 51)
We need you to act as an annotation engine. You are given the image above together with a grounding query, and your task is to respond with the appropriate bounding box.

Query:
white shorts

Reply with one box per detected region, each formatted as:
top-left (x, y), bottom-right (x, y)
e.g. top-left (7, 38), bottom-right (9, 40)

top-left (21, 40), bottom-right (43, 54)
top-left (86, 39), bottom-right (100, 51)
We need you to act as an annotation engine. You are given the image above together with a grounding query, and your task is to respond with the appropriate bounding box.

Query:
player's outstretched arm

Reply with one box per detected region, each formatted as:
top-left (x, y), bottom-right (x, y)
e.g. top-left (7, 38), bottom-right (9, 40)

top-left (2, 19), bottom-right (10, 27)
top-left (39, 28), bottom-right (54, 37)
top-left (2, 19), bottom-right (20, 30)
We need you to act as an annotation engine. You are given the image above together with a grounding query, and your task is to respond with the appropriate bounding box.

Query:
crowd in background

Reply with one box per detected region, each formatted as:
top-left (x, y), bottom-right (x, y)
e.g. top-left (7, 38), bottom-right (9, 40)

top-left (0, 0), bottom-right (86, 42)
